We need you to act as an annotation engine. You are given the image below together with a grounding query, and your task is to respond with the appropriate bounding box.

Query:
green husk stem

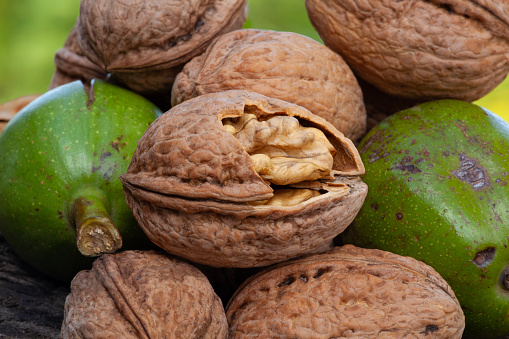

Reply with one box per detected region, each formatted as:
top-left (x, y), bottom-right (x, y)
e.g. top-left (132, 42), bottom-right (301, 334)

top-left (72, 190), bottom-right (122, 257)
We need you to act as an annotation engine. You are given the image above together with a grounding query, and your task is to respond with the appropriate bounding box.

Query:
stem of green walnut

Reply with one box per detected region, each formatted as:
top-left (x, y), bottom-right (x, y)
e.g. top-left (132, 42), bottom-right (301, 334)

top-left (72, 191), bottom-right (122, 257)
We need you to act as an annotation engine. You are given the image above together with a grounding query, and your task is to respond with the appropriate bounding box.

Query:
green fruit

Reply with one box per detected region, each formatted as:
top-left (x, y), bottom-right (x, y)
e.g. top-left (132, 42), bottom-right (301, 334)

top-left (340, 100), bottom-right (509, 338)
top-left (0, 80), bottom-right (162, 281)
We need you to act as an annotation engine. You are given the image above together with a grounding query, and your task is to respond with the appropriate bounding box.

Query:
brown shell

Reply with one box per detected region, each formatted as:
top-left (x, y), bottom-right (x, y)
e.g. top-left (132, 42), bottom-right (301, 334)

top-left (76, 0), bottom-right (248, 94)
top-left (61, 250), bottom-right (227, 339)
top-left (49, 25), bottom-right (107, 90)
top-left (305, 0), bottom-right (509, 102)
top-left (120, 90), bottom-right (367, 268)
top-left (172, 29), bottom-right (367, 141)
top-left (226, 244), bottom-right (465, 338)
top-left (0, 94), bottom-right (40, 134)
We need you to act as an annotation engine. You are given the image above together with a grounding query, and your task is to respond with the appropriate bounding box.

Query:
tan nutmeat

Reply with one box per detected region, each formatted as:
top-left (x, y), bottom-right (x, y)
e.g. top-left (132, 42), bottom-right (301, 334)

top-left (172, 29), bottom-right (366, 141)
top-left (61, 250), bottom-right (228, 338)
top-left (76, 0), bottom-right (248, 96)
top-left (120, 90), bottom-right (367, 268)
top-left (306, 0), bottom-right (509, 102)
top-left (227, 245), bottom-right (465, 338)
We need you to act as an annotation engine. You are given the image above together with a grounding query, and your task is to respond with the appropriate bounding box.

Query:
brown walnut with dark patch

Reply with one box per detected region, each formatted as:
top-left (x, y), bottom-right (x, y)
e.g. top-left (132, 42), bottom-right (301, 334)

top-left (61, 250), bottom-right (227, 338)
top-left (226, 244), bottom-right (465, 338)
top-left (172, 29), bottom-right (367, 141)
top-left (120, 90), bottom-right (367, 268)
top-left (76, 0), bottom-right (248, 97)
top-left (306, 0), bottom-right (509, 103)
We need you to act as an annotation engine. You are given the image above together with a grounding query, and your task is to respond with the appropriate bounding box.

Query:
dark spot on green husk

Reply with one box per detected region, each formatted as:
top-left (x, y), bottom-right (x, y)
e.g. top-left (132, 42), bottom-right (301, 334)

top-left (100, 151), bottom-right (111, 162)
top-left (452, 154), bottom-right (491, 191)
top-left (471, 247), bottom-right (495, 268)
top-left (110, 135), bottom-right (126, 152)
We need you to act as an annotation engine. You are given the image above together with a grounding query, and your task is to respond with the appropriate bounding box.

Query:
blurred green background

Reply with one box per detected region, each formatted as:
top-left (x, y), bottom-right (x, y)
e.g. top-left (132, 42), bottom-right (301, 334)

top-left (0, 0), bottom-right (507, 121)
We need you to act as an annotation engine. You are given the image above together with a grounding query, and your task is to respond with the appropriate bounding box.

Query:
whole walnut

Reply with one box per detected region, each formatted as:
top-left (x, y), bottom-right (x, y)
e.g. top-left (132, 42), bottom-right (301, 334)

top-left (61, 250), bottom-right (227, 338)
top-left (306, 0), bottom-right (509, 103)
top-left (226, 245), bottom-right (465, 338)
top-left (172, 29), bottom-right (367, 141)
top-left (76, 0), bottom-right (248, 96)
top-left (120, 90), bottom-right (367, 269)
top-left (49, 25), bottom-right (107, 90)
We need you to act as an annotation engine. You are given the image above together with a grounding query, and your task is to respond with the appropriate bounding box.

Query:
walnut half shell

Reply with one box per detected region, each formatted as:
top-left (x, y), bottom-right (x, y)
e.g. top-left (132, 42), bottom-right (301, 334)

top-left (120, 90), bottom-right (367, 268)
top-left (61, 250), bottom-right (227, 338)
top-left (226, 245), bottom-right (465, 338)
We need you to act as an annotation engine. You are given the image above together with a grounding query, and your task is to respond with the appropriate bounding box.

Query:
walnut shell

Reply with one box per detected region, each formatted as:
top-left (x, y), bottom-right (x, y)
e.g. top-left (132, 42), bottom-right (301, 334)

top-left (49, 25), bottom-right (108, 90)
top-left (61, 250), bottom-right (227, 338)
top-left (120, 90), bottom-right (367, 268)
top-left (305, 0), bottom-right (509, 102)
top-left (76, 0), bottom-right (248, 95)
top-left (226, 244), bottom-right (465, 338)
top-left (172, 29), bottom-right (367, 141)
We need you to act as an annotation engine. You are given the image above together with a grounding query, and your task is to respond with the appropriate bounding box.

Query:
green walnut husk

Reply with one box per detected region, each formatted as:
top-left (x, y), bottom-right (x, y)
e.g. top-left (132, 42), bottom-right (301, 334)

top-left (0, 80), bottom-right (161, 281)
top-left (340, 99), bottom-right (509, 338)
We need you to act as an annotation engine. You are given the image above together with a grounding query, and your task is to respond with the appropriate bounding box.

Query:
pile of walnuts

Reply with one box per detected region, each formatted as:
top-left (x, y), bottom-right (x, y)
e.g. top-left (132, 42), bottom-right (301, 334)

top-left (44, 0), bottom-right (509, 337)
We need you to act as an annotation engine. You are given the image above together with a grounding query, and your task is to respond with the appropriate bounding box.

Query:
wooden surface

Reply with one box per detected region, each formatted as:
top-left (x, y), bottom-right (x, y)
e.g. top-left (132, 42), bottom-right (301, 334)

top-left (0, 232), bottom-right (69, 339)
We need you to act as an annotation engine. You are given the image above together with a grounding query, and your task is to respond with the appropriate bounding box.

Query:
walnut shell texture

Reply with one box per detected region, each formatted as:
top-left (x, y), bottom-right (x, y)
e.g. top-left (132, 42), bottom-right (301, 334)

top-left (49, 25), bottom-right (107, 90)
top-left (76, 0), bottom-right (248, 94)
top-left (306, 0), bottom-right (509, 102)
top-left (61, 250), bottom-right (227, 339)
top-left (226, 244), bottom-right (465, 338)
top-left (120, 90), bottom-right (367, 268)
top-left (172, 29), bottom-right (367, 141)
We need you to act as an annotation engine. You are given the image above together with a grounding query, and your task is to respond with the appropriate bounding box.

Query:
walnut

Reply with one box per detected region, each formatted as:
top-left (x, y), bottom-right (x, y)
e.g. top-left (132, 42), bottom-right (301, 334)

top-left (120, 90), bottom-right (367, 268)
top-left (0, 94), bottom-right (39, 134)
top-left (61, 250), bottom-right (227, 338)
top-left (226, 245), bottom-right (465, 338)
top-left (305, 0), bottom-right (509, 103)
top-left (76, 0), bottom-right (248, 96)
top-left (172, 29), bottom-right (367, 141)
top-left (49, 25), bottom-right (107, 90)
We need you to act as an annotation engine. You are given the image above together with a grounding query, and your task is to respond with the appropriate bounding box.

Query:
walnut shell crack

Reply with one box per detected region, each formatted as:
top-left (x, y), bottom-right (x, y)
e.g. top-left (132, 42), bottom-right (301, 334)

top-left (76, 0), bottom-right (248, 95)
top-left (226, 245), bottom-right (465, 338)
top-left (61, 250), bottom-right (227, 338)
top-left (172, 29), bottom-right (367, 141)
top-left (120, 90), bottom-right (367, 268)
top-left (305, 0), bottom-right (509, 102)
